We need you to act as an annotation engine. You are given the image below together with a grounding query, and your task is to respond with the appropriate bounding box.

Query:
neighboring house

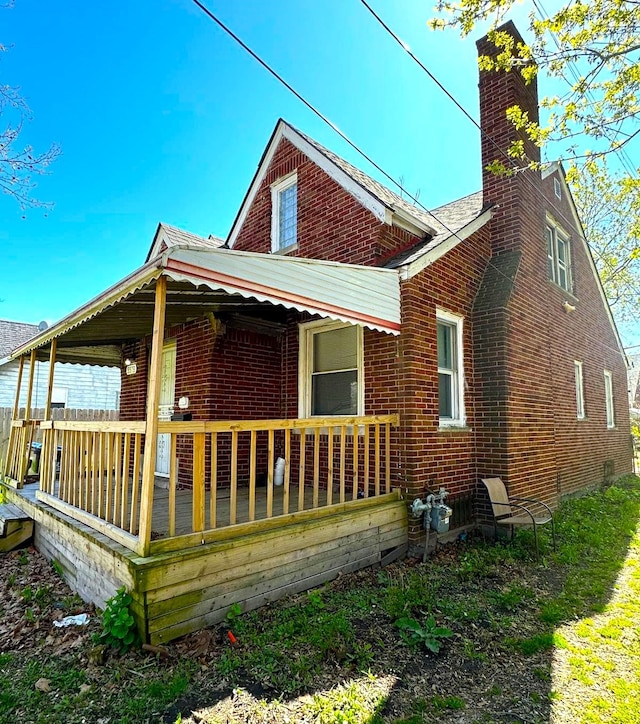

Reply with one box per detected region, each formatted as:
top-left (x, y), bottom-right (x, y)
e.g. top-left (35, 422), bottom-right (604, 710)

top-left (1, 22), bottom-right (632, 644)
top-left (0, 319), bottom-right (121, 410)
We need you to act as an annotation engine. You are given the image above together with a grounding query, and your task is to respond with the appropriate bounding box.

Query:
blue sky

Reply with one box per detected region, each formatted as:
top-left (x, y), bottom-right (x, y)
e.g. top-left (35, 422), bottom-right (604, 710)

top-left (1, 0), bottom-right (638, 348)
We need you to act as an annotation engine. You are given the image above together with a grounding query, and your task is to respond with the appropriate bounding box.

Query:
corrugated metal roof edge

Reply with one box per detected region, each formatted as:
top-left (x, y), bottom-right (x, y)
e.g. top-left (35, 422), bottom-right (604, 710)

top-left (164, 258), bottom-right (400, 335)
top-left (10, 245), bottom-right (403, 360)
top-left (9, 259), bottom-right (163, 360)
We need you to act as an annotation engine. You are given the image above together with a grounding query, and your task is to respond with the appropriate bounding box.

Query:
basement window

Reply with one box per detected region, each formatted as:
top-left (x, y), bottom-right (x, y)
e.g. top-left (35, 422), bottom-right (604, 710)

top-left (437, 309), bottom-right (465, 427)
top-left (299, 320), bottom-right (363, 417)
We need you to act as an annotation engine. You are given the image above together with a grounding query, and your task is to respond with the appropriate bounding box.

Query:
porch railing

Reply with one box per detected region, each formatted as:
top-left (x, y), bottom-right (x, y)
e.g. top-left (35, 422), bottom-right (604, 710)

top-left (34, 414), bottom-right (399, 554)
top-left (3, 419), bottom-right (39, 486)
top-left (39, 421), bottom-right (146, 539)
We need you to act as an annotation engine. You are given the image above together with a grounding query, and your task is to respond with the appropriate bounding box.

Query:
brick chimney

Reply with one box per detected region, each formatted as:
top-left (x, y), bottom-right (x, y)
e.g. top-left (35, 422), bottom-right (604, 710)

top-left (477, 21), bottom-right (542, 256)
top-left (472, 22), bottom-right (557, 502)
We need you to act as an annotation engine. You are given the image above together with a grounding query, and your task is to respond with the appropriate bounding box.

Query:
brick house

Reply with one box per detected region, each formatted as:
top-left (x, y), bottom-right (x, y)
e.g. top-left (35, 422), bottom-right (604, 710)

top-left (1, 23), bottom-right (631, 642)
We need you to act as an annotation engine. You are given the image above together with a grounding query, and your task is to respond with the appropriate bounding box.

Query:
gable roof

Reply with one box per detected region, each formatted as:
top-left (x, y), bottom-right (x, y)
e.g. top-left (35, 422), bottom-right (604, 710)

top-left (542, 162), bottom-right (628, 362)
top-left (227, 120), bottom-right (440, 247)
top-left (0, 319), bottom-right (39, 359)
top-left (146, 222), bottom-right (224, 262)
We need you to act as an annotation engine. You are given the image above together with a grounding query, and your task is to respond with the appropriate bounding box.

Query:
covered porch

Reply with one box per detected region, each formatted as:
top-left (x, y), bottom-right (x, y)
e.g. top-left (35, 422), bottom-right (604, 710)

top-left (1, 244), bottom-right (407, 642)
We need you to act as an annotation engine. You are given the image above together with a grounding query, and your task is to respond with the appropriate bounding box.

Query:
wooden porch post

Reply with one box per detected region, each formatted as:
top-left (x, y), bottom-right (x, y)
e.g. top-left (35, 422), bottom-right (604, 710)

top-left (2, 356), bottom-right (25, 479)
top-left (11, 355), bottom-right (25, 420)
top-left (44, 339), bottom-right (57, 420)
top-left (17, 350), bottom-right (38, 485)
top-left (138, 275), bottom-right (167, 556)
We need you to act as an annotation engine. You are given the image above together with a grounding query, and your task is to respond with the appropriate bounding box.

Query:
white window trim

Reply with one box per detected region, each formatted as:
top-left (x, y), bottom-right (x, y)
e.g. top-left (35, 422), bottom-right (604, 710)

top-left (574, 360), bottom-right (585, 420)
top-left (437, 308), bottom-right (466, 428)
top-left (271, 171), bottom-right (298, 254)
top-left (604, 370), bottom-right (615, 428)
top-left (298, 319), bottom-right (364, 419)
top-left (554, 177), bottom-right (562, 199)
top-left (546, 217), bottom-right (572, 293)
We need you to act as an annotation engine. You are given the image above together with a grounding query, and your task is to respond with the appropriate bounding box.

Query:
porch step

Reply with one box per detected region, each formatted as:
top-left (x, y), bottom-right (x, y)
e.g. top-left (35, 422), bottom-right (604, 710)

top-left (0, 503), bottom-right (34, 552)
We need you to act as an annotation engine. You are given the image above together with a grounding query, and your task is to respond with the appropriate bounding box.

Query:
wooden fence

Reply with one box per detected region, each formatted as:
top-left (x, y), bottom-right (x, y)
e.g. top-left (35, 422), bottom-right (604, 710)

top-left (0, 408), bottom-right (119, 472)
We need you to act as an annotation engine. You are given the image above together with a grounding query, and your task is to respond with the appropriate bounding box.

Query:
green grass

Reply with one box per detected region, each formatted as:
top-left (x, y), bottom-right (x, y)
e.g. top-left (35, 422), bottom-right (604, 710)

top-left (2, 474), bottom-right (640, 723)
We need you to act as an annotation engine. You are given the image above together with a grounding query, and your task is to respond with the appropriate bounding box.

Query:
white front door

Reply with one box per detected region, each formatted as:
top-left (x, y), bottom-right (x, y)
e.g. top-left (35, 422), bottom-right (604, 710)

top-left (155, 341), bottom-right (176, 477)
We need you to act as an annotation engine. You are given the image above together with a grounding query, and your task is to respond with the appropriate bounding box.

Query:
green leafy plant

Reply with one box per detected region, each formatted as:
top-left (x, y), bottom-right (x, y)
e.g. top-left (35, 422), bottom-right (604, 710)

top-left (395, 616), bottom-right (453, 653)
top-left (224, 602), bottom-right (242, 626)
top-left (98, 588), bottom-right (138, 653)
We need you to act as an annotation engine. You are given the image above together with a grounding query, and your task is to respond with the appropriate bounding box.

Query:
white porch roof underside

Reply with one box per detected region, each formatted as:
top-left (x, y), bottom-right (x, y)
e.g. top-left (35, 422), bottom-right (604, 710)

top-left (10, 246), bottom-right (401, 366)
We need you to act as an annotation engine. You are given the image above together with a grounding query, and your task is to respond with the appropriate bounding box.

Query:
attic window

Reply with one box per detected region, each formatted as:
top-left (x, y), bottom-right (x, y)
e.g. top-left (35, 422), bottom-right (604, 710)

top-left (546, 222), bottom-right (572, 292)
top-left (554, 177), bottom-right (562, 199)
top-left (271, 173), bottom-right (298, 253)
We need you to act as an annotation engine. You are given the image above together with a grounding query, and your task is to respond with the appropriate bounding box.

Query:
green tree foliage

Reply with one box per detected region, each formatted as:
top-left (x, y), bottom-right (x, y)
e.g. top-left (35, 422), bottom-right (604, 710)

top-left (430, 0), bottom-right (640, 166)
top-left (572, 159), bottom-right (640, 322)
top-left (430, 1), bottom-right (639, 337)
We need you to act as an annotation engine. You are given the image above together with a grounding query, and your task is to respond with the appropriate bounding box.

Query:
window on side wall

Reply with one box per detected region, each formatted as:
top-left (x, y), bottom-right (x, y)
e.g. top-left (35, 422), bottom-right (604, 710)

top-left (271, 172), bottom-right (298, 253)
top-left (604, 370), bottom-right (615, 428)
top-left (437, 310), bottom-right (465, 427)
top-left (546, 222), bottom-right (572, 292)
top-left (574, 360), bottom-right (585, 419)
top-left (51, 386), bottom-right (68, 410)
top-left (299, 320), bottom-right (363, 418)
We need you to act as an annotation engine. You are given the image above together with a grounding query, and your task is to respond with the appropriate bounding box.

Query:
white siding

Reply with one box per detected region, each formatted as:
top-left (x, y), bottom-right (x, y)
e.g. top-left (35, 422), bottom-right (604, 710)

top-left (0, 360), bottom-right (120, 410)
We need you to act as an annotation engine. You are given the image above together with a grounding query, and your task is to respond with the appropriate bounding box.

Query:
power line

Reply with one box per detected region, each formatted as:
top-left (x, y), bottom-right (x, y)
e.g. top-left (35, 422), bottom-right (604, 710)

top-left (531, 0), bottom-right (638, 180)
top-left (358, 0), bottom-right (640, 329)
top-left (188, 0), bottom-right (632, 356)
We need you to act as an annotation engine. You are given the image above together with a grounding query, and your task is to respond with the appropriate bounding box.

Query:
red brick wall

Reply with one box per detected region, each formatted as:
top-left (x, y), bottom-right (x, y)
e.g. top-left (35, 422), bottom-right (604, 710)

top-left (473, 23), bottom-right (632, 510)
top-left (233, 137), bottom-right (418, 266)
top-left (397, 225), bottom-right (493, 539)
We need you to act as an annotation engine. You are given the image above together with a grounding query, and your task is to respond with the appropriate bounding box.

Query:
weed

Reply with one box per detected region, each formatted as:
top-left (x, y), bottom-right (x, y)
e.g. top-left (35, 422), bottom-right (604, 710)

top-left (18, 550), bottom-right (28, 566)
top-left (35, 584), bottom-right (53, 606)
top-left (512, 632), bottom-right (556, 655)
top-left (380, 569), bottom-right (439, 619)
top-left (96, 587), bottom-right (138, 653)
top-left (51, 559), bottom-right (64, 578)
top-left (396, 616), bottom-right (453, 653)
top-left (533, 666), bottom-right (551, 681)
top-left (224, 602), bottom-right (242, 626)
top-left (431, 694), bottom-right (465, 710)
top-left (486, 685), bottom-right (502, 696)
top-left (24, 607), bottom-right (35, 623)
top-left (488, 584), bottom-right (535, 612)
top-left (7, 572), bottom-right (16, 587)
top-left (463, 638), bottom-right (487, 661)
top-left (20, 585), bottom-right (33, 603)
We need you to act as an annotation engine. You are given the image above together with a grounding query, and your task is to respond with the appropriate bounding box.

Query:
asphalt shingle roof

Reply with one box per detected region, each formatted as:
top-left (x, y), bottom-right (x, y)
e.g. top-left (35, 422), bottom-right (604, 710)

top-left (159, 223), bottom-right (225, 251)
top-left (0, 320), bottom-right (40, 359)
top-left (385, 191), bottom-right (488, 268)
top-left (294, 126), bottom-right (439, 235)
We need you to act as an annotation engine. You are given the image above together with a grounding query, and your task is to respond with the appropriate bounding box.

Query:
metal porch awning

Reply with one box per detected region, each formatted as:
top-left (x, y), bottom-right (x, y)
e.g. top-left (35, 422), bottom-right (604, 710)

top-left (9, 246), bottom-right (401, 366)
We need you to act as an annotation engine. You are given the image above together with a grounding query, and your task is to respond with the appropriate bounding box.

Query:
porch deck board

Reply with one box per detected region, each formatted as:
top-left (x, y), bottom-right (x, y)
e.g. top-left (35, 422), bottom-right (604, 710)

top-left (153, 482), bottom-right (338, 538)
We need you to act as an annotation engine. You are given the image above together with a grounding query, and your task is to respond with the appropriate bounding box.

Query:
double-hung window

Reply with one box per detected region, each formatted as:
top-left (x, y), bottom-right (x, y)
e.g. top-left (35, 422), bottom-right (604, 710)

top-left (437, 310), bottom-right (465, 427)
top-left (574, 361), bottom-right (585, 419)
top-left (604, 370), bottom-right (615, 428)
top-left (271, 173), bottom-right (298, 253)
top-left (299, 320), bottom-right (363, 417)
top-left (546, 222), bottom-right (572, 292)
